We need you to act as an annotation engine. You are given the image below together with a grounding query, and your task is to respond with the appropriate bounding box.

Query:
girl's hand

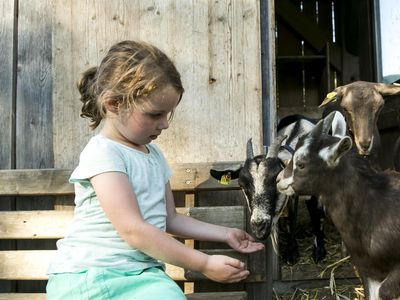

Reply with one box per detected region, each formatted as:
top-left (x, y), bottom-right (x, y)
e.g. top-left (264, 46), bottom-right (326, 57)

top-left (202, 255), bottom-right (250, 283)
top-left (225, 228), bottom-right (264, 253)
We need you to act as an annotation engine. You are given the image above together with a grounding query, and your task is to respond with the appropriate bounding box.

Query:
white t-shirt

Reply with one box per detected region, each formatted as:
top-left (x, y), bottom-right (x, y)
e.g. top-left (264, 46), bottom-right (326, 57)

top-left (48, 135), bottom-right (172, 274)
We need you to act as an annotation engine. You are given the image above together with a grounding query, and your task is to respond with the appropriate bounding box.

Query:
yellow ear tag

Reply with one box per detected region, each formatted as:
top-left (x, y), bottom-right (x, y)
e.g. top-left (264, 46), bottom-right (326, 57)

top-left (326, 91), bottom-right (337, 100)
top-left (220, 173), bottom-right (231, 185)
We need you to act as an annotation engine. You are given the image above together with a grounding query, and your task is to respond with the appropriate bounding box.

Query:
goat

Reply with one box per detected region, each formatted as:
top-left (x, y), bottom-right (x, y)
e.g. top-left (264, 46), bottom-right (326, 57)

top-left (320, 81), bottom-right (400, 163)
top-left (210, 112), bottom-right (347, 264)
top-left (277, 111), bottom-right (400, 300)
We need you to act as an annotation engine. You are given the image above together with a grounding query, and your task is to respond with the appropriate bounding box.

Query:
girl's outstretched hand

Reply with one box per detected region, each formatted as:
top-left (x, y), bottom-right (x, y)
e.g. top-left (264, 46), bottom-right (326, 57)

top-left (202, 255), bottom-right (250, 283)
top-left (225, 228), bottom-right (264, 253)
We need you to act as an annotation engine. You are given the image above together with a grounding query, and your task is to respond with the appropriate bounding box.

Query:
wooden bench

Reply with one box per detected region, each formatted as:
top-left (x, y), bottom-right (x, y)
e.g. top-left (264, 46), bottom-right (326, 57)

top-left (0, 163), bottom-right (266, 300)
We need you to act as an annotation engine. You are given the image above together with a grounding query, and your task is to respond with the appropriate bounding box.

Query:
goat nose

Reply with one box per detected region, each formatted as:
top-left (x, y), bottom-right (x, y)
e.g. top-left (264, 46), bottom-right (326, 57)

top-left (253, 218), bottom-right (265, 227)
top-left (359, 140), bottom-right (371, 151)
top-left (251, 216), bottom-right (271, 233)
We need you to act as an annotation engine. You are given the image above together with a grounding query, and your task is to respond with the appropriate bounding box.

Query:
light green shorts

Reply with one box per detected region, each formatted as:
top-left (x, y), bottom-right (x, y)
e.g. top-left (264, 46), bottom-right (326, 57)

top-left (46, 267), bottom-right (186, 300)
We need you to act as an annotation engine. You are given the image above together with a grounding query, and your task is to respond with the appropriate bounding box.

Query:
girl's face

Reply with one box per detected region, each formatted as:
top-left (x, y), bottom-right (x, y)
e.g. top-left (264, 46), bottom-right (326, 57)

top-left (106, 84), bottom-right (181, 149)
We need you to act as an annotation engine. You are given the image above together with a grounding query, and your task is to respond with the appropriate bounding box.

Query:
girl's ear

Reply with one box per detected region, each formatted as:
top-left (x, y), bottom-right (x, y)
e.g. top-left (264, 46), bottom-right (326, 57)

top-left (103, 92), bottom-right (119, 114)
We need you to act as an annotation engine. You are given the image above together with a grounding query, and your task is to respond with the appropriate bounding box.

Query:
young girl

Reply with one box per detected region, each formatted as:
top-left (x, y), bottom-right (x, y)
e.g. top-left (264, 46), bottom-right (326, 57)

top-left (46, 40), bottom-right (264, 300)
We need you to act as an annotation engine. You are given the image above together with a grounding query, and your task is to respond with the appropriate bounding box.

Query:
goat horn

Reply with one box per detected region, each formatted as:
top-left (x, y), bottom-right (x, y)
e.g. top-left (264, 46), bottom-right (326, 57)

top-left (266, 135), bottom-right (287, 158)
top-left (322, 111), bottom-right (336, 134)
top-left (311, 119), bottom-right (324, 138)
top-left (246, 138), bottom-right (254, 159)
top-left (311, 111), bottom-right (336, 138)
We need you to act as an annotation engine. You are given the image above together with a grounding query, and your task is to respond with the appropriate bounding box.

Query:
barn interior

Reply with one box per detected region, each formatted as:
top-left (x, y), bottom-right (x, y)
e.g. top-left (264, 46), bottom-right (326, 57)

top-left (272, 0), bottom-right (400, 298)
top-left (275, 0), bottom-right (400, 170)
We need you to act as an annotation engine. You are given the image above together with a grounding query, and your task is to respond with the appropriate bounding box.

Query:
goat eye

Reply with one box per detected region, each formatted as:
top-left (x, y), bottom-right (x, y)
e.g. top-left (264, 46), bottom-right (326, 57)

top-left (296, 162), bottom-right (305, 169)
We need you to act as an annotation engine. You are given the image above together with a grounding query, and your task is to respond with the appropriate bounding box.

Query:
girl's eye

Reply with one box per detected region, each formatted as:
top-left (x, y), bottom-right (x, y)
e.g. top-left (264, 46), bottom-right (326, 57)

top-left (147, 111), bottom-right (175, 123)
top-left (149, 113), bottom-right (163, 118)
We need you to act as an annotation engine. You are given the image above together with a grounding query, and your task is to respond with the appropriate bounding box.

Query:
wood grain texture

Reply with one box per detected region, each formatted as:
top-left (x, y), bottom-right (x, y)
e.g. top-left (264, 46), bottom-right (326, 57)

top-left (0, 206), bottom-right (245, 239)
top-left (0, 169), bottom-right (73, 196)
top-left (0, 0), bottom-right (14, 170)
top-left (0, 162), bottom-right (241, 195)
top-left (16, 0), bottom-right (53, 170)
top-left (0, 249), bottom-right (259, 282)
top-left (52, 0), bottom-right (262, 168)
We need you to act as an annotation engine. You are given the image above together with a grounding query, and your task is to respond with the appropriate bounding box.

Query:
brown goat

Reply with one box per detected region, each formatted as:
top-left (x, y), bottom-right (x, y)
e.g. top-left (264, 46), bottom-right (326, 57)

top-left (320, 81), bottom-right (400, 160)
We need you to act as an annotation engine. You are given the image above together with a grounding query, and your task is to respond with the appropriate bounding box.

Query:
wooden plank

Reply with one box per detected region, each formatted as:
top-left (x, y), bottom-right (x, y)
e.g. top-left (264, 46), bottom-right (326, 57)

top-left (0, 0), bottom-right (14, 170)
top-left (0, 291), bottom-right (248, 300)
top-left (186, 291), bottom-right (247, 300)
top-left (0, 206), bottom-right (245, 239)
top-left (0, 249), bottom-right (261, 282)
top-left (0, 0), bottom-right (17, 293)
top-left (52, 0), bottom-right (90, 169)
top-left (0, 169), bottom-right (73, 196)
top-left (186, 206), bottom-right (245, 229)
top-left (0, 162), bottom-right (242, 196)
top-left (16, 0), bottom-right (53, 171)
top-left (0, 210), bottom-right (72, 239)
top-left (0, 294), bottom-right (45, 300)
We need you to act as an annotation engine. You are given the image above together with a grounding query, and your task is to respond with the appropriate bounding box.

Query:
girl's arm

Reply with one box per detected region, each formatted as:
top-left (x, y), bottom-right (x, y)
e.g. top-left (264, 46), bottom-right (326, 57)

top-left (165, 182), bottom-right (264, 253)
top-left (91, 171), bottom-right (250, 283)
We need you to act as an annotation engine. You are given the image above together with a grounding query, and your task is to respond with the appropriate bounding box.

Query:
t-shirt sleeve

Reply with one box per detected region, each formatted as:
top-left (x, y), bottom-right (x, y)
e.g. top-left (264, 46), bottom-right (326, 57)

top-left (70, 137), bottom-right (126, 184)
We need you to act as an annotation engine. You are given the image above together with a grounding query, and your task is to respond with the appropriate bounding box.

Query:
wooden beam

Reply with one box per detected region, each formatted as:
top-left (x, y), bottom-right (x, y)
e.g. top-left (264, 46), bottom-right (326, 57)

top-left (0, 206), bottom-right (245, 239)
top-left (0, 249), bottom-right (263, 282)
top-left (0, 163), bottom-right (242, 196)
top-left (275, 0), bottom-right (360, 77)
top-left (275, 0), bottom-right (327, 51)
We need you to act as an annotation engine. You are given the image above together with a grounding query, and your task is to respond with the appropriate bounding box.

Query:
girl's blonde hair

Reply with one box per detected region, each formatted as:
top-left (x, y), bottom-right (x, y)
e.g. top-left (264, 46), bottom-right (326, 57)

top-left (77, 40), bottom-right (184, 129)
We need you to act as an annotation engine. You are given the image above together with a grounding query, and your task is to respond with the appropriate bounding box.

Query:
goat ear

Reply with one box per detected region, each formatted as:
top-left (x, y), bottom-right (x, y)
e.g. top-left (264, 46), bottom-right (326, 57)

top-left (331, 111), bottom-right (347, 137)
top-left (310, 112), bottom-right (334, 139)
top-left (321, 136), bottom-right (353, 167)
top-left (210, 168), bottom-right (241, 181)
top-left (375, 83), bottom-right (400, 96)
top-left (319, 86), bottom-right (344, 107)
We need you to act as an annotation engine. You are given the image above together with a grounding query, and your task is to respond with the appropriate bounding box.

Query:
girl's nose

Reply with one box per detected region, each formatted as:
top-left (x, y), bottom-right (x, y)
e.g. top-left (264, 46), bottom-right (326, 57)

top-left (158, 116), bottom-right (169, 130)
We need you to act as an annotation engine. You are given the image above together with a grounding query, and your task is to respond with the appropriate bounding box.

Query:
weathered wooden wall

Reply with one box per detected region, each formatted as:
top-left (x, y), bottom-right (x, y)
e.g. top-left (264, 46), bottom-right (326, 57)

top-left (0, 0), bottom-right (263, 170)
top-left (50, 0), bottom-right (263, 168)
